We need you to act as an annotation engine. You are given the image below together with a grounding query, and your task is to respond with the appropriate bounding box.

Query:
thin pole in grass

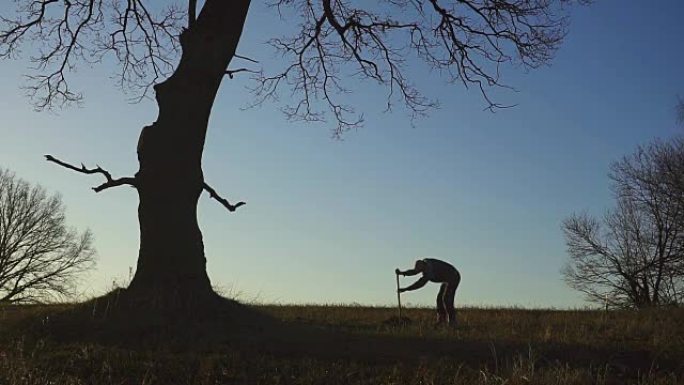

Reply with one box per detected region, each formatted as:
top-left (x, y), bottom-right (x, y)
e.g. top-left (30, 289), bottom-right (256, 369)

top-left (601, 293), bottom-right (609, 327)
top-left (396, 271), bottom-right (402, 319)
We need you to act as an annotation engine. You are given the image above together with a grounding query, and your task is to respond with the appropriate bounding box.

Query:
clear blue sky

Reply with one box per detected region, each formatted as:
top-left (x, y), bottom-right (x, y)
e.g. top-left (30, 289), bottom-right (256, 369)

top-left (1, 1), bottom-right (683, 308)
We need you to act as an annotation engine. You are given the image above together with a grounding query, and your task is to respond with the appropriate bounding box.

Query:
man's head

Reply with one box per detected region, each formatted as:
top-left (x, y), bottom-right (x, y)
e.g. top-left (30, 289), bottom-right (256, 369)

top-left (414, 259), bottom-right (426, 272)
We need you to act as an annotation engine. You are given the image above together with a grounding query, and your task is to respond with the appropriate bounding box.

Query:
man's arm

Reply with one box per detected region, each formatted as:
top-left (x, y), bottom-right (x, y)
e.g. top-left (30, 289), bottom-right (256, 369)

top-left (396, 268), bottom-right (421, 276)
top-left (399, 277), bottom-right (428, 292)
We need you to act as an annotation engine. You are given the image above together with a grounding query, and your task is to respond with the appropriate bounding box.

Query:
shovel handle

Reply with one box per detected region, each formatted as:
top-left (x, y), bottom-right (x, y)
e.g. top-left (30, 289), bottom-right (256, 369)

top-left (396, 272), bottom-right (402, 319)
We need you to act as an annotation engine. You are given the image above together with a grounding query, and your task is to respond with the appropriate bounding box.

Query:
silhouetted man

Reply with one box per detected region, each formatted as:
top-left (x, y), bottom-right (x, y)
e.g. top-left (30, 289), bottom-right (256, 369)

top-left (396, 258), bottom-right (461, 326)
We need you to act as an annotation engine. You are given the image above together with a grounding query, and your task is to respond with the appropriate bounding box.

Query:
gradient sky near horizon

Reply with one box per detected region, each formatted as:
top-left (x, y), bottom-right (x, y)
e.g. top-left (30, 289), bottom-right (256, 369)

top-left (1, 1), bottom-right (683, 308)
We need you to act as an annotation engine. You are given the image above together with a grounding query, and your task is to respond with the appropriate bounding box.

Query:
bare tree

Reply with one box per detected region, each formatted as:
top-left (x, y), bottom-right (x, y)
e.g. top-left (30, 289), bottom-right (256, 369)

top-left (0, 168), bottom-right (95, 304)
top-left (563, 139), bottom-right (684, 308)
top-left (1, 0), bottom-right (587, 309)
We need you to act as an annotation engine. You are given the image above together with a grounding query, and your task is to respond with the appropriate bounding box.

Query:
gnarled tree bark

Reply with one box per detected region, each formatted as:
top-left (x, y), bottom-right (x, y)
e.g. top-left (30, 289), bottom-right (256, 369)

top-left (127, 0), bottom-right (251, 306)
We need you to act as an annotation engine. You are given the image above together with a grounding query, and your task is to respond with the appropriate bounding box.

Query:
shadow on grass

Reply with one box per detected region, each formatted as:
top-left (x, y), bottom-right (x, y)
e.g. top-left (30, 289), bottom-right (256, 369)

top-left (4, 290), bottom-right (681, 378)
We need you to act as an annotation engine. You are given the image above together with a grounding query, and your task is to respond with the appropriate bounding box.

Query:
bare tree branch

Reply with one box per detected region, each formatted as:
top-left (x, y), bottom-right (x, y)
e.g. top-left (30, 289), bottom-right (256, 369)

top-left (225, 67), bottom-right (258, 79)
top-left (0, 0), bottom-right (184, 108)
top-left (188, 0), bottom-right (197, 27)
top-left (44, 155), bottom-right (137, 193)
top-left (234, 53), bottom-right (259, 64)
top-left (202, 182), bottom-right (245, 213)
top-left (2, 0), bottom-right (586, 133)
top-left (253, 0), bottom-right (582, 137)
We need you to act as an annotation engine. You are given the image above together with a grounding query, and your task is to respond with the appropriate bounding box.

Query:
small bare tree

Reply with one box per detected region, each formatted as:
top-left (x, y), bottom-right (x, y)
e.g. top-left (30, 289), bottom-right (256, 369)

top-left (562, 139), bottom-right (684, 308)
top-left (0, 168), bottom-right (95, 304)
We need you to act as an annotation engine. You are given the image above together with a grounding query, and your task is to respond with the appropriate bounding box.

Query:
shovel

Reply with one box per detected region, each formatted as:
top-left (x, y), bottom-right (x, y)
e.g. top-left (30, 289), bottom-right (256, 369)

top-left (395, 270), bottom-right (402, 319)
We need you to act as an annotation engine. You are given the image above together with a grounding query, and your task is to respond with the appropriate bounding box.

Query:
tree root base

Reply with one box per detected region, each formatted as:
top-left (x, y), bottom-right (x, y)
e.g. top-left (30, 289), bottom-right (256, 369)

top-left (19, 288), bottom-right (278, 350)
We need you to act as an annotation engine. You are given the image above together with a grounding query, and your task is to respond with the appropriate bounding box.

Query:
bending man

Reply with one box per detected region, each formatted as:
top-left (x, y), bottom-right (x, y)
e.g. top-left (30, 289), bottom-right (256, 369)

top-left (396, 258), bottom-right (461, 326)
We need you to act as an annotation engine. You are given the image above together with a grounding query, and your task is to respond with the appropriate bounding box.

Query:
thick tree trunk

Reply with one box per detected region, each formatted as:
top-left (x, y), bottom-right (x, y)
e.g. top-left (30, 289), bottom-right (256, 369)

top-left (126, 0), bottom-right (251, 307)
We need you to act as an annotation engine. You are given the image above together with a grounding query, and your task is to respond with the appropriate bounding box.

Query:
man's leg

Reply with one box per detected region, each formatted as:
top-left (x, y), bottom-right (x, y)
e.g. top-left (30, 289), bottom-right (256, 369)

top-left (445, 280), bottom-right (459, 327)
top-left (436, 283), bottom-right (447, 324)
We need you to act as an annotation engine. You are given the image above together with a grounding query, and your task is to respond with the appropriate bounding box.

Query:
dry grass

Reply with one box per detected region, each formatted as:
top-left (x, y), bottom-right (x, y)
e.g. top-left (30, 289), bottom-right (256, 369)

top-left (263, 305), bottom-right (684, 352)
top-left (1, 303), bottom-right (683, 384)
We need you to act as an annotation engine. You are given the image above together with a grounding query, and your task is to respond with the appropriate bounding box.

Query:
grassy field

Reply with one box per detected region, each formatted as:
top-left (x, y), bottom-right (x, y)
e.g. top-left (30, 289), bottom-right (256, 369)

top-left (1, 303), bottom-right (683, 384)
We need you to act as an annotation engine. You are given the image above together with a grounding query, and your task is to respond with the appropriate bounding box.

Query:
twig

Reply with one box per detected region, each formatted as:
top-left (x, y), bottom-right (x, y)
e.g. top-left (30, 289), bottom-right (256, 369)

top-left (202, 182), bottom-right (245, 212)
top-left (45, 155), bottom-right (137, 192)
top-left (233, 54), bottom-right (259, 64)
top-left (225, 67), bottom-right (257, 79)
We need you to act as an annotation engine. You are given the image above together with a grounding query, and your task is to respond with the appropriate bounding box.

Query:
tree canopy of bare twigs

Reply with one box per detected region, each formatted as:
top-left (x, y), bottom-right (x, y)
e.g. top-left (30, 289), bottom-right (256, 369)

top-left (1, 0), bottom-right (586, 136)
top-left (0, 168), bottom-right (95, 304)
top-left (562, 139), bottom-right (684, 308)
top-left (0, 0), bottom-right (184, 108)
